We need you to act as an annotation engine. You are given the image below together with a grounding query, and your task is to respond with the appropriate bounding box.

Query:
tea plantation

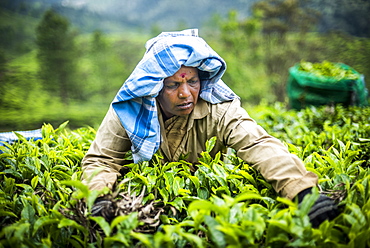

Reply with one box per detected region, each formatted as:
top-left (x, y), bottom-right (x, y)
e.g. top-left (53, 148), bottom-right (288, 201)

top-left (1, 103), bottom-right (369, 247)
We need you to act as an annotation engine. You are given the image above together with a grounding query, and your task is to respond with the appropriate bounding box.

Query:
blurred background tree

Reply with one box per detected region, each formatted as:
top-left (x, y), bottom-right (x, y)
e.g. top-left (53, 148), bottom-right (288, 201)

top-left (308, 0), bottom-right (370, 37)
top-left (36, 9), bottom-right (79, 106)
top-left (251, 0), bottom-right (320, 101)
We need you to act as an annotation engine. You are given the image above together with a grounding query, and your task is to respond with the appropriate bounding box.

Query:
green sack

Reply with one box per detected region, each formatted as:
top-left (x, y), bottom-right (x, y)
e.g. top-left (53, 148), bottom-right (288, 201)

top-left (287, 62), bottom-right (369, 110)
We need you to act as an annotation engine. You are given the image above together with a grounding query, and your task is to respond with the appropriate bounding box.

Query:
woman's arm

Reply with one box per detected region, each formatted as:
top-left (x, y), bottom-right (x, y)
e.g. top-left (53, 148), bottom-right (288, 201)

top-left (218, 99), bottom-right (318, 200)
top-left (81, 106), bottom-right (132, 191)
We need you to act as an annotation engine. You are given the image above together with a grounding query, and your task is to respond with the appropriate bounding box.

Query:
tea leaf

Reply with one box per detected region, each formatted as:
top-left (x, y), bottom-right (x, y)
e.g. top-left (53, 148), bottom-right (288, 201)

top-left (58, 218), bottom-right (88, 237)
top-left (31, 176), bottom-right (38, 189)
top-left (0, 210), bottom-right (17, 218)
top-left (89, 216), bottom-right (111, 237)
top-left (204, 215), bottom-right (226, 248)
top-left (205, 136), bottom-right (217, 153)
top-left (32, 216), bottom-right (60, 236)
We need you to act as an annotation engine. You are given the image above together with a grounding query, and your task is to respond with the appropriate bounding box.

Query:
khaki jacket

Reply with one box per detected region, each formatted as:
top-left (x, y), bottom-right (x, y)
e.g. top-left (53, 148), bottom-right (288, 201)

top-left (81, 98), bottom-right (317, 200)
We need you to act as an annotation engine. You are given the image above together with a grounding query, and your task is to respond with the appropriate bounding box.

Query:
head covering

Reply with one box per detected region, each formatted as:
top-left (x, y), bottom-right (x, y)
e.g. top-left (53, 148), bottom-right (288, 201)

top-left (112, 29), bottom-right (237, 163)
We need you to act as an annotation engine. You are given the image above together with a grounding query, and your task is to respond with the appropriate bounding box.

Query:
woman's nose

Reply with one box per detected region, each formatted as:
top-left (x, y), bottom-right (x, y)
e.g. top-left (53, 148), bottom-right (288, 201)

top-left (178, 84), bottom-right (191, 98)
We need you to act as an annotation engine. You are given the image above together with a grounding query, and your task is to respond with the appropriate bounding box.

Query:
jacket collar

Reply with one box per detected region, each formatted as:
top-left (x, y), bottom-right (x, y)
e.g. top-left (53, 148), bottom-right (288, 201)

top-left (185, 98), bottom-right (209, 132)
top-left (191, 98), bottom-right (210, 120)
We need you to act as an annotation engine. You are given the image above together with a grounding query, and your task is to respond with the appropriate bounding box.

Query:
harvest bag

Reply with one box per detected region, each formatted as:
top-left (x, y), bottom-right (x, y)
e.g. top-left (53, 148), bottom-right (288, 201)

top-left (287, 63), bottom-right (368, 110)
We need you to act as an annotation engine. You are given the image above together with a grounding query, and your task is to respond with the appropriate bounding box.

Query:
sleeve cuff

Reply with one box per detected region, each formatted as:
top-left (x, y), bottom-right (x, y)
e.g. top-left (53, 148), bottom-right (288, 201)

top-left (280, 171), bottom-right (318, 200)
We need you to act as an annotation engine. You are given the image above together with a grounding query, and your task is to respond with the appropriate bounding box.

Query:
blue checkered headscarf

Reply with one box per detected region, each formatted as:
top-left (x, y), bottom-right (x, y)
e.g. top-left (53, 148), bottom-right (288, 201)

top-left (112, 29), bottom-right (237, 163)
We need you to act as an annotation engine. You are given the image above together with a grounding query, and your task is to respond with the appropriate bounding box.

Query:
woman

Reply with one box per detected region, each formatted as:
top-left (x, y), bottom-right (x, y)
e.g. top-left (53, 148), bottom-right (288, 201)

top-left (82, 29), bottom-right (338, 227)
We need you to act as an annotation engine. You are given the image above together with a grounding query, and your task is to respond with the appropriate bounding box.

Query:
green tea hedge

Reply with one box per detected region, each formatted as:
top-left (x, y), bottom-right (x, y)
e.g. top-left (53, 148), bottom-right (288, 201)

top-left (1, 104), bottom-right (369, 248)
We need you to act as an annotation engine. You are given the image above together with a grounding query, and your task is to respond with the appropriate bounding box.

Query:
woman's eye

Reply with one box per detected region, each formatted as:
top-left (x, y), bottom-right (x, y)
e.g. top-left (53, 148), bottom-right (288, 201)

top-left (166, 84), bottom-right (177, 89)
top-left (189, 80), bottom-right (198, 85)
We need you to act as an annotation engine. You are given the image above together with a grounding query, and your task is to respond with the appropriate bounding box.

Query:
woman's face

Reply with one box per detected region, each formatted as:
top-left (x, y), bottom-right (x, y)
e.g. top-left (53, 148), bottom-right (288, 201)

top-left (157, 66), bottom-right (200, 119)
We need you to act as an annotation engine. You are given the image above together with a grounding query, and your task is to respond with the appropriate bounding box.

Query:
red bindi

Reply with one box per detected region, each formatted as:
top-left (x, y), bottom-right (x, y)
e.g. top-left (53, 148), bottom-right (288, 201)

top-left (180, 73), bottom-right (186, 78)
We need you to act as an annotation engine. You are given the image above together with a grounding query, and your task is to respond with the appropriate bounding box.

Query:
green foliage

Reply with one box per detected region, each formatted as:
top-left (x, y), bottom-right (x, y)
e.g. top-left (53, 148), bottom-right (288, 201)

top-left (1, 104), bottom-right (370, 247)
top-left (0, 122), bottom-right (95, 247)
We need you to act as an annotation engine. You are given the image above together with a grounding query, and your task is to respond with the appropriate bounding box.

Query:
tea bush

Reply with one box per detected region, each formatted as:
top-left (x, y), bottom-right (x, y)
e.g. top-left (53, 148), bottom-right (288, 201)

top-left (1, 104), bottom-right (369, 247)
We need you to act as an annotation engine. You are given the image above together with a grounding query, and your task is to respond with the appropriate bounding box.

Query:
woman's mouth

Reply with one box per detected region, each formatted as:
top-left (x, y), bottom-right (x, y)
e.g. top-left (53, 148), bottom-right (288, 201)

top-left (177, 102), bottom-right (193, 110)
